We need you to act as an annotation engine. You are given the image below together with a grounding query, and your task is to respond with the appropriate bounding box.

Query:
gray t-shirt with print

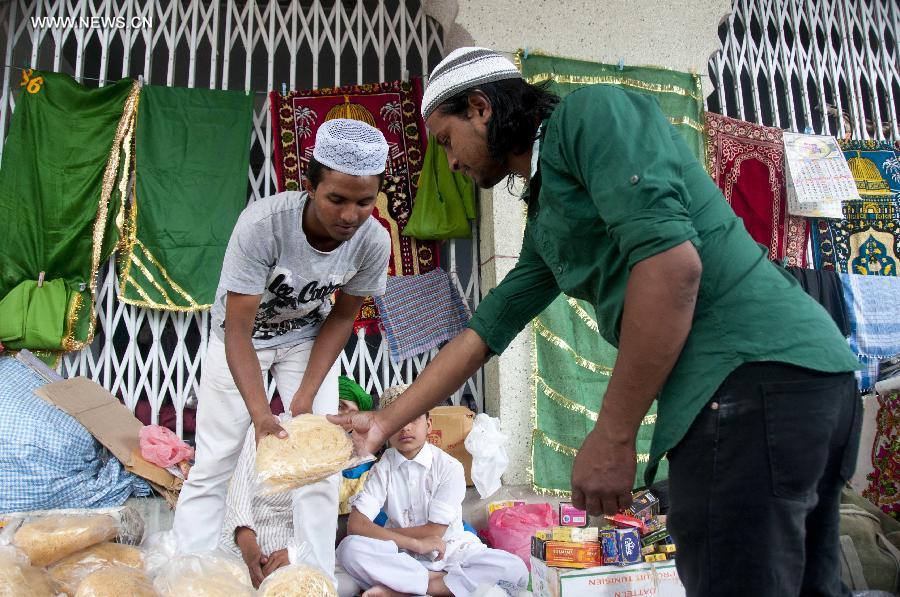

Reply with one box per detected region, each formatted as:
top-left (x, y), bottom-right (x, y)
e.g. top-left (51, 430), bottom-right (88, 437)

top-left (210, 191), bottom-right (390, 349)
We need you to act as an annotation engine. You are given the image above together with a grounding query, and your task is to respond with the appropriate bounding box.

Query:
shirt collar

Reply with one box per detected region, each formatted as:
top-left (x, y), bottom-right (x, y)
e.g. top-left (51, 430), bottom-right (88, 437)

top-left (389, 442), bottom-right (434, 469)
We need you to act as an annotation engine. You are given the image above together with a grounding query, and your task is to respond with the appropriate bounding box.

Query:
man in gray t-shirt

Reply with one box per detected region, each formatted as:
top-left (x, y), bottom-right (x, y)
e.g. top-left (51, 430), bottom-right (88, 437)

top-left (174, 119), bottom-right (391, 586)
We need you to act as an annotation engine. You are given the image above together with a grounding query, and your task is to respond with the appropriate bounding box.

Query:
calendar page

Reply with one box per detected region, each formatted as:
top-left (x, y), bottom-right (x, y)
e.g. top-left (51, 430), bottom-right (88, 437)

top-left (784, 132), bottom-right (859, 219)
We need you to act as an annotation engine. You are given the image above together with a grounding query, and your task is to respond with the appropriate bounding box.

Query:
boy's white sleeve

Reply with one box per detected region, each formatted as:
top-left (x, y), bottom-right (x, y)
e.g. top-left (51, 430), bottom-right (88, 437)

top-left (428, 459), bottom-right (466, 526)
top-left (350, 458), bottom-right (389, 521)
top-left (221, 429), bottom-right (258, 541)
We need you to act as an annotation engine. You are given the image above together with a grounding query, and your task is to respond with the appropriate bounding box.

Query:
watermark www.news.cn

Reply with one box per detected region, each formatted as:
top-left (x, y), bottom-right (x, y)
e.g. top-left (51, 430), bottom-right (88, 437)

top-left (31, 16), bottom-right (153, 30)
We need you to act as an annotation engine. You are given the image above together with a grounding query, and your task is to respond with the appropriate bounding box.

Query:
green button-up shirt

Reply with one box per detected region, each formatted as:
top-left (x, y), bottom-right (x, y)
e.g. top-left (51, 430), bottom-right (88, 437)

top-left (468, 84), bottom-right (860, 482)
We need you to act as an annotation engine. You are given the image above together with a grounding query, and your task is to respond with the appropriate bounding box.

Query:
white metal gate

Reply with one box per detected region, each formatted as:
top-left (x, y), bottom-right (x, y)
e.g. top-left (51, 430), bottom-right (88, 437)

top-left (0, 0), bottom-right (482, 436)
top-left (707, 0), bottom-right (899, 140)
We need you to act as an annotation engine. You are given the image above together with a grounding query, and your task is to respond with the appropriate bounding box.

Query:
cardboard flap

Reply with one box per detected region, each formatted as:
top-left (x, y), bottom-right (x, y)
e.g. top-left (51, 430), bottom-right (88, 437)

top-left (34, 377), bottom-right (179, 490)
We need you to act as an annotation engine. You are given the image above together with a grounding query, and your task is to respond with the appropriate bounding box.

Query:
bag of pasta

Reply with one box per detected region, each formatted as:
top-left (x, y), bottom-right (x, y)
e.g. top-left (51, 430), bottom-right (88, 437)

top-left (152, 552), bottom-right (253, 597)
top-left (0, 546), bottom-right (58, 597)
top-left (74, 565), bottom-right (156, 597)
top-left (256, 414), bottom-right (355, 494)
top-left (11, 514), bottom-right (118, 566)
top-left (258, 564), bottom-right (337, 597)
top-left (49, 542), bottom-right (143, 596)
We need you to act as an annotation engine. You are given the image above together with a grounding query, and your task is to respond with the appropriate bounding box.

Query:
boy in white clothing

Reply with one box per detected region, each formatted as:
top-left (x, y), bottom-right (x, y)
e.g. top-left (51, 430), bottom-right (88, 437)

top-left (174, 119), bottom-right (392, 580)
top-left (337, 386), bottom-right (528, 597)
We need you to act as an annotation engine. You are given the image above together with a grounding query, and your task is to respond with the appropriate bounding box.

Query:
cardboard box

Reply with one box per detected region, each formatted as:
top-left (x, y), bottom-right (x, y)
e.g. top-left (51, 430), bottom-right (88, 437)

top-left (530, 557), bottom-right (686, 597)
top-left (34, 377), bottom-right (182, 504)
top-left (427, 405), bottom-right (475, 486)
top-left (552, 526), bottom-right (598, 543)
top-left (559, 502), bottom-right (587, 527)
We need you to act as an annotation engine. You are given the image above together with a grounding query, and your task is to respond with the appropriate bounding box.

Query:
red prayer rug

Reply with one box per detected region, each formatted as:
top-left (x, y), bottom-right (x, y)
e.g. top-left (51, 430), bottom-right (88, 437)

top-left (270, 80), bottom-right (439, 333)
top-left (706, 112), bottom-right (808, 267)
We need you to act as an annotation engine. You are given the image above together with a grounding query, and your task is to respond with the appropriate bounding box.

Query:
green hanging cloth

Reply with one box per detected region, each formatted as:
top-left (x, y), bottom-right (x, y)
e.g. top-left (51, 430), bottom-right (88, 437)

top-left (403, 135), bottom-right (476, 240)
top-left (518, 52), bottom-right (706, 162)
top-left (118, 85), bottom-right (254, 310)
top-left (520, 51), bottom-right (704, 495)
top-left (0, 69), bottom-right (138, 352)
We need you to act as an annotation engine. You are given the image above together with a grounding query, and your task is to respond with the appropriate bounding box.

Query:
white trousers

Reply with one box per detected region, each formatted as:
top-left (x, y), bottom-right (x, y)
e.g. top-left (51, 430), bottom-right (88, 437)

top-left (336, 535), bottom-right (529, 597)
top-left (173, 333), bottom-right (340, 576)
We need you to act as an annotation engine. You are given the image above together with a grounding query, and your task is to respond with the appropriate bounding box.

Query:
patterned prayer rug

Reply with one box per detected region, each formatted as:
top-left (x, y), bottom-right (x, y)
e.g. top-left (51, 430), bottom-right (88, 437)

top-left (864, 389), bottom-right (900, 520)
top-left (270, 80), bottom-right (439, 333)
top-left (706, 113), bottom-right (808, 266)
top-left (812, 141), bottom-right (900, 275)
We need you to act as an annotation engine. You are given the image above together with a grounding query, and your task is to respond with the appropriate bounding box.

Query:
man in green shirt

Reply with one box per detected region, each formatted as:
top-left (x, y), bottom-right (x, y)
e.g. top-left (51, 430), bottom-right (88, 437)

top-left (333, 48), bottom-right (862, 596)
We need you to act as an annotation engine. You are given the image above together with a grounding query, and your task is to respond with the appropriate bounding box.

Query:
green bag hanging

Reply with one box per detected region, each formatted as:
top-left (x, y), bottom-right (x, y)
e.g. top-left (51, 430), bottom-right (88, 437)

top-left (0, 278), bottom-right (70, 350)
top-left (403, 135), bottom-right (475, 240)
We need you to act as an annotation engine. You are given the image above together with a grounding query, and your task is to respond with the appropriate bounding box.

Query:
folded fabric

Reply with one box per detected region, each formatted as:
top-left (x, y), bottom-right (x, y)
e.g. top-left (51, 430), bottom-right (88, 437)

top-left (403, 134), bottom-right (476, 240)
top-left (841, 273), bottom-right (900, 389)
top-left (0, 279), bottom-right (69, 350)
top-left (0, 357), bottom-right (150, 513)
top-left (0, 70), bottom-right (138, 352)
top-left (374, 268), bottom-right (470, 362)
top-left (118, 85), bottom-right (254, 310)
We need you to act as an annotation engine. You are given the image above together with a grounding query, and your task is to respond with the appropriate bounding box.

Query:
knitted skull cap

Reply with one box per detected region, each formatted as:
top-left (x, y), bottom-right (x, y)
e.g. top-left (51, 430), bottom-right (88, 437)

top-left (378, 384), bottom-right (411, 410)
top-left (421, 47), bottom-right (522, 120)
top-left (312, 118), bottom-right (389, 176)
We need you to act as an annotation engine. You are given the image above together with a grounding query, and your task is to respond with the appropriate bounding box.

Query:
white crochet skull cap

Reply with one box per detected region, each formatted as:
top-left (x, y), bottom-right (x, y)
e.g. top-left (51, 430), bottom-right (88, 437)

top-left (312, 118), bottom-right (389, 176)
top-left (421, 47), bottom-right (522, 120)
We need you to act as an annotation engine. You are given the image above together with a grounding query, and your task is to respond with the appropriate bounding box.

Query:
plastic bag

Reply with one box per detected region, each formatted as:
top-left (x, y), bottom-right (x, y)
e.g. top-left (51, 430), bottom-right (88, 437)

top-left (152, 552), bottom-right (253, 597)
top-left (140, 530), bottom-right (176, 577)
top-left (139, 425), bottom-right (194, 468)
top-left (0, 507), bottom-right (145, 548)
top-left (487, 503), bottom-right (558, 568)
top-left (256, 414), bottom-right (354, 494)
top-left (258, 564), bottom-right (337, 596)
top-left (0, 546), bottom-right (58, 597)
top-left (49, 542), bottom-right (143, 596)
top-left (464, 413), bottom-right (509, 499)
top-left (74, 565), bottom-right (156, 597)
top-left (11, 514), bottom-right (118, 567)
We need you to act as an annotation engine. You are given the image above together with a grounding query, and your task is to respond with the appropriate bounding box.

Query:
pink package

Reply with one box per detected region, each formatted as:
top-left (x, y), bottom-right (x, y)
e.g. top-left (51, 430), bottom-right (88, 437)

top-left (559, 502), bottom-right (588, 527)
top-left (139, 425), bottom-right (194, 468)
top-left (487, 503), bottom-right (558, 568)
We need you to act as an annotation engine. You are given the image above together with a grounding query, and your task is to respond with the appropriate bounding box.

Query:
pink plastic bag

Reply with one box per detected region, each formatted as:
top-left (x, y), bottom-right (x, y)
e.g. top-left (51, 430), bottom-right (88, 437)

top-left (487, 503), bottom-right (558, 568)
top-left (139, 425), bottom-right (194, 468)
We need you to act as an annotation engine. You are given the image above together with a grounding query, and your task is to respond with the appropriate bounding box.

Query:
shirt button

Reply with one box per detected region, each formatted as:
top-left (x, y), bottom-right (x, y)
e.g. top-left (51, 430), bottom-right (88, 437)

top-left (630, 174), bottom-right (640, 185)
top-left (556, 265), bottom-right (563, 274)
top-left (710, 402), bottom-right (719, 410)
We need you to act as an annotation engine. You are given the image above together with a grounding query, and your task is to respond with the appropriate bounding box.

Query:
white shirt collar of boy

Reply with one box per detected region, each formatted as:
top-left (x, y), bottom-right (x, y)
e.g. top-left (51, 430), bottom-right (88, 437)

top-left (386, 441), bottom-right (435, 470)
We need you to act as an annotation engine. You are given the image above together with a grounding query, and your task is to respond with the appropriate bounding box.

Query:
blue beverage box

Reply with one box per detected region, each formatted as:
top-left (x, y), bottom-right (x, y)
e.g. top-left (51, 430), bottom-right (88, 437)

top-left (617, 528), bottom-right (642, 565)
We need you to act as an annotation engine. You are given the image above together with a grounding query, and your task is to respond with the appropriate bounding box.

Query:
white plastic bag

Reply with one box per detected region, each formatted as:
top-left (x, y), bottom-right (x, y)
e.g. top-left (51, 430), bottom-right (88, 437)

top-left (151, 551), bottom-right (253, 597)
top-left (464, 413), bottom-right (509, 499)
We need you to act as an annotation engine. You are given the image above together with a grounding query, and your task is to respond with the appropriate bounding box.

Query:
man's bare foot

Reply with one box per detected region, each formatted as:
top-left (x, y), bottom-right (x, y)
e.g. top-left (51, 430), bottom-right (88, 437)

top-left (361, 585), bottom-right (410, 597)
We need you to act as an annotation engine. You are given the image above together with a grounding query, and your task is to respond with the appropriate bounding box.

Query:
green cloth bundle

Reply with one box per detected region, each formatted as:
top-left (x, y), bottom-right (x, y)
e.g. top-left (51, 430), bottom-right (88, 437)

top-left (0, 70), bottom-right (138, 352)
top-left (520, 51), bottom-right (704, 495)
top-left (117, 85), bottom-right (254, 310)
top-left (403, 134), bottom-right (476, 240)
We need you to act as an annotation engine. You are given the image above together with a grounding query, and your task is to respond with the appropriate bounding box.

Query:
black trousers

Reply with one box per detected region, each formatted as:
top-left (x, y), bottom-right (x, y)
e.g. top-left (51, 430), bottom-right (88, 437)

top-left (667, 362), bottom-right (861, 597)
